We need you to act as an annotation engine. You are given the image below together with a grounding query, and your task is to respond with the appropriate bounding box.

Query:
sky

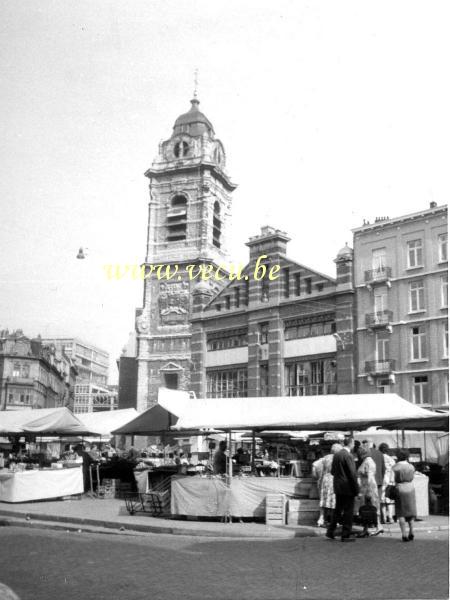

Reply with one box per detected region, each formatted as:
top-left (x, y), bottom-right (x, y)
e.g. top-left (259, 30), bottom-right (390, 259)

top-left (0, 1), bottom-right (449, 383)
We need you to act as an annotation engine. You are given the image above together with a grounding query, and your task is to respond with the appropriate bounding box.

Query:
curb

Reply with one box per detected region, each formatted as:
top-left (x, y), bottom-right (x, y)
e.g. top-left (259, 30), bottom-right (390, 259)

top-left (0, 510), bottom-right (446, 539)
top-left (0, 510), bottom-right (317, 539)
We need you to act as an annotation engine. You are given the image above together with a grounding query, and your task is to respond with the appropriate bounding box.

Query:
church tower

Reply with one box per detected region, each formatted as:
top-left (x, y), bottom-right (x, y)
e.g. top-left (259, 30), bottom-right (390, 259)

top-left (135, 96), bottom-right (237, 411)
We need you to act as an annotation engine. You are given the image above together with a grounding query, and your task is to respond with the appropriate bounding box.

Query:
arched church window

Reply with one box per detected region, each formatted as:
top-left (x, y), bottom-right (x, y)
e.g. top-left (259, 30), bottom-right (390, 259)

top-left (167, 195), bottom-right (187, 242)
top-left (174, 141), bottom-right (189, 158)
top-left (213, 201), bottom-right (221, 248)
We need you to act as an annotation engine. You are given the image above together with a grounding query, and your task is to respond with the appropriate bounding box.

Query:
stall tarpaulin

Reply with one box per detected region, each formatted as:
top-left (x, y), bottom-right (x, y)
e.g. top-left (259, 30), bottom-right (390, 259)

top-left (78, 408), bottom-right (138, 437)
top-left (0, 407), bottom-right (94, 436)
top-left (111, 391), bottom-right (216, 436)
top-left (165, 392), bottom-right (448, 432)
top-left (22, 407), bottom-right (95, 436)
top-left (171, 476), bottom-right (307, 517)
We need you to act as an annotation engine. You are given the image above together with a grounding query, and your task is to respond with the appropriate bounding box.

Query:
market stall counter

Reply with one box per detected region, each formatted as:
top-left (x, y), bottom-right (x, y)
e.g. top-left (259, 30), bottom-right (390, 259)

top-left (0, 465), bottom-right (83, 503)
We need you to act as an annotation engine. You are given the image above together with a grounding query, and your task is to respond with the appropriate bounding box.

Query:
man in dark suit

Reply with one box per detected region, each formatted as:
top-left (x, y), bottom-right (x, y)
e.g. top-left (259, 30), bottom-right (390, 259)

top-left (326, 436), bottom-right (359, 542)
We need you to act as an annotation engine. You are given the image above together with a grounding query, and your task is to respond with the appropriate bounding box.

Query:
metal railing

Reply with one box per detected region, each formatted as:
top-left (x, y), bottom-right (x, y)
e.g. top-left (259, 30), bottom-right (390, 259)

top-left (365, 310), bottom-right (393, 328)
top-left (365, 359), bottom-right (396, 373)
top-left (364, 266), bottom-right (392, 283)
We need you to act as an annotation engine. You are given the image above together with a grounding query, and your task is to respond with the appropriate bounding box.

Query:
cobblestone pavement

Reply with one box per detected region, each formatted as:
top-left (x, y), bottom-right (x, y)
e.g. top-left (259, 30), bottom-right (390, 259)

top-left (0, 526), bottom-right (448, 600)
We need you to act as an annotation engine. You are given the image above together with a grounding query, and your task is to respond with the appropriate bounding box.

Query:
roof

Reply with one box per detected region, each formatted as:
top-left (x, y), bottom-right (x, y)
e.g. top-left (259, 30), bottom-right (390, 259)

top-left (162, 391), bottom-right (448, 432)
top-left (173, 98), bottom-right (214, 136)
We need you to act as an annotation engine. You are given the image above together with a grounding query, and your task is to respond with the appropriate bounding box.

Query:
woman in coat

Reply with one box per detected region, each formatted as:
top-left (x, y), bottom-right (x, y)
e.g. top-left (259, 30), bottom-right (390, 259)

top-left (357, 447), bottom-right (383, 536)
top-left (393, 449), bottom-right (417, 541)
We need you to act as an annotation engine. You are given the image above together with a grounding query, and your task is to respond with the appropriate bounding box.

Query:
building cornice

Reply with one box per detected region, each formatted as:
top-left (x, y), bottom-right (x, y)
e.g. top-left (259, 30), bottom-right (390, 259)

top-left (352, 204), bottom-right (447, 235)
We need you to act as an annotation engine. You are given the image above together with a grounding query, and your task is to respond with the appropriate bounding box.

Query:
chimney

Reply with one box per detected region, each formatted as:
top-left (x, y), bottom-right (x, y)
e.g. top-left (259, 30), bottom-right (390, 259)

top-left (430, 201), bottom-right (437, 209)
top-left (246, 226), bottom-right (291, 262)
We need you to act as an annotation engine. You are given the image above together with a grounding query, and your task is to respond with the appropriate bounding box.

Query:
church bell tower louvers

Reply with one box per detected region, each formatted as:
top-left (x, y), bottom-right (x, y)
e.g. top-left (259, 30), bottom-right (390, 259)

top-left (135, 97), bottom-right (237, 411)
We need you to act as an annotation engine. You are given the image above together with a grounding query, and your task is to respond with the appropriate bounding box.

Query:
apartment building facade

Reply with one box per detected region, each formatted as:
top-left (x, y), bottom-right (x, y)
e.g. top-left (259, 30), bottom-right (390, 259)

top-left (42, 337), bottom-right (109, 387)
top-left (353, 203), bottom-right (448, 408)
top-left (0, 330), bottom-right (77, 410)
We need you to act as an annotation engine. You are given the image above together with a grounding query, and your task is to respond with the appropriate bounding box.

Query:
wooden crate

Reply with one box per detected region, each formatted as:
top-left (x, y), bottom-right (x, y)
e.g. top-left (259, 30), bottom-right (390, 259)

top-left (97, 478), bottom-right (116, 499)
top-left (287, 498), bottom-right (320, 525)
top-left (265, 493), bottom-right (286, 526)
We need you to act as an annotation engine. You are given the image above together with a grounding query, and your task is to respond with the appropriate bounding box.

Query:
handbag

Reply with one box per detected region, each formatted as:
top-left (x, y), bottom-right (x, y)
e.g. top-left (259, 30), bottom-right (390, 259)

top-left (385, 484), bottom-right (398, 500)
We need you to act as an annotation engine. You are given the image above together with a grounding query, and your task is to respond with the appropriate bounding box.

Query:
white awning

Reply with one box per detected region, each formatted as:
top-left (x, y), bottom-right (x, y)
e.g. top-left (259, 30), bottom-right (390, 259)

top-left (78, 408), bottom-right (138, 437)
top-left (160, 391), bottom-right (447, 432)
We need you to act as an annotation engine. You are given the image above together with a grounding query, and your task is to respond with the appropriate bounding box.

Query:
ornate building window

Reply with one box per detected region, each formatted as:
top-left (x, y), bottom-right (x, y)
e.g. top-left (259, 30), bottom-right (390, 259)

top-left (409, 280), bottom-right (425, 312)
top-left (167, 195), bottom-right (187, 242)
top-left (285, 359), bottom-right (336, 396)
top-left (207, 368), bottom-right (248, 398)
top-left (283, 268), bottom-right (290, 298)
top-left (412, 375), bottom-right (429, 404)
top-left (441, 274), bottom-right (448, 308)
top-left (207, 328), bottom-right (248, 351)
top-left (284, 317), bottom-right (335, 341)
top-left (407, 239), bottom-right (423, 268)
top-left (174, 141), bottom-right (189, 158)
top-left (438, 233), bottom-right (447, 262)
top-left (411, 326), bottom-right (427, 361)
top-left (212, 201), bottom-right (221, 248)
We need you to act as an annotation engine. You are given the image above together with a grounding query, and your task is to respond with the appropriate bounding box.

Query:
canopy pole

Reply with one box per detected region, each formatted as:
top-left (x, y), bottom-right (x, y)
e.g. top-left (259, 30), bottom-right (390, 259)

top-left (401, 429), bottom-right (406, 448)
top-left (251, 430), bottom-right (256, 474)
top-left (228, 430), bottom-right (233, 485)
top-left (423, 430), bottom-right (427, 461)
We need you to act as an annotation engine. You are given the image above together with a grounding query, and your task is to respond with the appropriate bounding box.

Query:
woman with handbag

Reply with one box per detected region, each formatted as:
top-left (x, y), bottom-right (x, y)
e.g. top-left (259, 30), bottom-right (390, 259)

top-left (379, 443), bottom-right (396, 524)
top-left (357, 447), bottom-right (383, 536)
top-left (393, 449), bottom-right (417, 542)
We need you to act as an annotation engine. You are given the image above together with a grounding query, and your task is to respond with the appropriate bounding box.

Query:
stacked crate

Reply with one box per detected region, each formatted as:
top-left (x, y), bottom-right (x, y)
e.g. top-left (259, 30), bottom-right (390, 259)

top-left (265, 493), bottom-right (286, 526)
top-left (97, 478), bottom-right (116, 499)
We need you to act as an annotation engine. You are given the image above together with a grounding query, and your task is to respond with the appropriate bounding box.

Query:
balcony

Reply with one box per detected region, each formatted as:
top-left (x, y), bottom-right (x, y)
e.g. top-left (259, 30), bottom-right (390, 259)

top-left (365, 359), bottom-right (396, 375)
top-left (364, 266), bottom-right (392, 287)
top-left (365, 310), bottom-right (393, 330)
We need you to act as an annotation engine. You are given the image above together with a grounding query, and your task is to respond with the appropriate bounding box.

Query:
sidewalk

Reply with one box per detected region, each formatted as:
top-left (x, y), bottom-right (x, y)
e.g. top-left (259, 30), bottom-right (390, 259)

top-left (0, 497), bottom-right (448, 539)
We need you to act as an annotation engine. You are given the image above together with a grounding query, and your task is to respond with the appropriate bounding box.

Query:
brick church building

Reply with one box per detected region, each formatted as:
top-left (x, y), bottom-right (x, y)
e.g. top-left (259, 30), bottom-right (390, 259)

top-left (134, 96), bottom-right (356, 411)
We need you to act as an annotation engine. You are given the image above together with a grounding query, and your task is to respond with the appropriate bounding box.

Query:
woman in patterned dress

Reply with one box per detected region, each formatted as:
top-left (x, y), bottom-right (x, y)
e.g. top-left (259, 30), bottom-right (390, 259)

top-left (393, 449), bottom-right (417, 542)
top-left (357, 447), bottom-right (383, 536)
top-left (379, 443), bottom-right (396, 524)
top-left (319, 443), bottom-right (343, 526)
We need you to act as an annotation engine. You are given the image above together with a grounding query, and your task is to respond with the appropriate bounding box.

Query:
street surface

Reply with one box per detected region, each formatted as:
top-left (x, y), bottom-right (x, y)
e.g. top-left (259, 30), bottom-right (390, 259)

top-left (0, 526), bottom-right (448, 600)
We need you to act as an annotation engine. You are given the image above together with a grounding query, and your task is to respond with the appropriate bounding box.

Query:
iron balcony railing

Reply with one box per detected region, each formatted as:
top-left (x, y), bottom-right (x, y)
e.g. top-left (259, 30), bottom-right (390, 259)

top-left (365, 310), bottom-right (393, 328)
top-left (364, 266), bottom-right (392, 284)
top-left (365, 359), bottom-right (396, 374)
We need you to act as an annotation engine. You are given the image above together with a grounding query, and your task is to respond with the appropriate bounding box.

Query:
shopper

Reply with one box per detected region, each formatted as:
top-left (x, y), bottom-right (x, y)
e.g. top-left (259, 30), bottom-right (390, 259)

top-left (357, 447), bottom-right (383, 536)
top-left (319, 443), bottom-right (343, 527)
top-left (326, 437), bottom-right (359, 542)
top-left (393, 449), bottom-right (417, 542)
top-left (213, 440), bottom-right (227, 475)
top-left (379, 443), bottom-right (396, 524)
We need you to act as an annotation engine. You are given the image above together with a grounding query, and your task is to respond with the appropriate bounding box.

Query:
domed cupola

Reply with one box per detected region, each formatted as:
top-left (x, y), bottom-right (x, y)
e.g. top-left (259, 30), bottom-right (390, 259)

top-left (173, 98), bottom-right (214, 137)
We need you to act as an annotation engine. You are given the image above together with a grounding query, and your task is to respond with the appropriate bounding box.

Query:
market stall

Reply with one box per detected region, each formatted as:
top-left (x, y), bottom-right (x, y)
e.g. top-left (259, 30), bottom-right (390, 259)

top-left (0, 407), bottom-right (92, 503)
top-left (163, 391), bottom-right (447, 521)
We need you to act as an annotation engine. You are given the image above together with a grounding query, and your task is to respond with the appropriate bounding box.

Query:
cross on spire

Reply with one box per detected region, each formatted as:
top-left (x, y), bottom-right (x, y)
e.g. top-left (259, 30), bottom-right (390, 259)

top-left (193, 68), bottom-right (199, 98)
